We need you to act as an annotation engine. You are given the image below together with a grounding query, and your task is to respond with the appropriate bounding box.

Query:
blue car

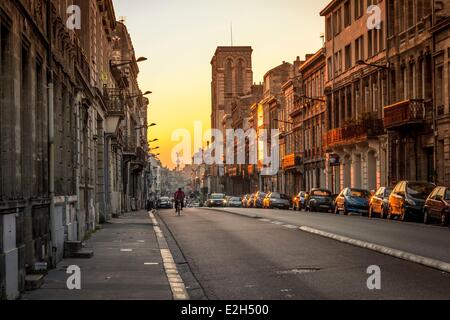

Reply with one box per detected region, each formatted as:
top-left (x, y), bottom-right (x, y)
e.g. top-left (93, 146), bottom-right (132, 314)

top-left (334, 188), bottom-right (371, 216)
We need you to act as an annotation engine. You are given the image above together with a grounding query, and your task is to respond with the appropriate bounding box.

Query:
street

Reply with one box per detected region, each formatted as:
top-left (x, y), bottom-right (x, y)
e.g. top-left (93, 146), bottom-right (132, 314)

top-left (156, 208), bottom-right (450, 300)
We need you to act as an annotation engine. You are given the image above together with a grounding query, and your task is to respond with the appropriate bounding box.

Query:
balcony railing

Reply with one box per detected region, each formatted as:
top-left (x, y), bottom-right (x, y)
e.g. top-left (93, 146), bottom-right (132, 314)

top-left (323, 119), bottom-right (384, 150)
top-left (103, 87), bottom-right (126, 117)
top-left (383, 99), bottom-right (426, 129)
top-left (282, 154), bottom-right (302, 170)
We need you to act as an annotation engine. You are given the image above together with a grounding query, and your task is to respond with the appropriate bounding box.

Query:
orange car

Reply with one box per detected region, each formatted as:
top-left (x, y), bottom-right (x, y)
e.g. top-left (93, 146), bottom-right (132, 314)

top-left (292, 191), bottom-right (308, 211)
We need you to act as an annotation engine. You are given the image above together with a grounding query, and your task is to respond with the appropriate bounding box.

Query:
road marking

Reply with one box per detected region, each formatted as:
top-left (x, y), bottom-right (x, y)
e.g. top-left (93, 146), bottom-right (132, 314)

top-left (120, 249), bottom-right (133, 252)
top-left (271, 221), bottom-right (284, 225)
top-left (283, 224), bottom-right (299, 229)
top-left (144, 262), bottom-right (159, 265)
top-left (149, 211), bottom-right (190, 300)
top-left (298, 226), bottom-right (450, 274)
top-left (213, 208), bottom-right (450, 274)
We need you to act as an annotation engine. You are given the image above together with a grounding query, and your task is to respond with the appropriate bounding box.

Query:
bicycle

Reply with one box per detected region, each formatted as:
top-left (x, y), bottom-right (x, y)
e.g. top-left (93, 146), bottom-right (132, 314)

top-left (175, 200), bottom-right (182, 216)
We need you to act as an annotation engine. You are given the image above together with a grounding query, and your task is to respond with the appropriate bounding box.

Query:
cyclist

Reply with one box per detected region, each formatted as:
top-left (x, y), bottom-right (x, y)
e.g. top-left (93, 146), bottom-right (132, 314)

top-left (174, 188), bottom-right (186, 213)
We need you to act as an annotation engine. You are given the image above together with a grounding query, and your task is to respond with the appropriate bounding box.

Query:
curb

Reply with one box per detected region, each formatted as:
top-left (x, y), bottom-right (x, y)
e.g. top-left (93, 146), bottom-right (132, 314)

top-left (299, 226), bottom-right (450, 274)
top-left (208, 208), bottom-right (450, 274)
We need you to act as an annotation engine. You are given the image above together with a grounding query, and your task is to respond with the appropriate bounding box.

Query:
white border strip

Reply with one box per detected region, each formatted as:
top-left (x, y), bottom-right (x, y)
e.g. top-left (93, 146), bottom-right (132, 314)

top-left (149, 211), bottom-right (189, 300)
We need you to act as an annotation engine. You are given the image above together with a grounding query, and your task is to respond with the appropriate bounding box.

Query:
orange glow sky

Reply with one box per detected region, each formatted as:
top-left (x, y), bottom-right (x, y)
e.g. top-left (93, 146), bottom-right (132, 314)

top-left (113, 0), bottom-right (329, 168)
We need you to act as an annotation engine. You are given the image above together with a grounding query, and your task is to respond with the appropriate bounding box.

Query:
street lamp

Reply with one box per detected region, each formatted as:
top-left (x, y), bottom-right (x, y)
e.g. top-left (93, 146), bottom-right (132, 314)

top-left (298, 95), bottom-right (326, 103)
top-left (110, 56), bottom-right (148, 69)
top-left (135, 123), bottom-right (157, 130)
top-left (128, 91), bottom-right (152, 99)
top-left (356, 59), bottom-right (391, 70)
top-left (273, 118), bottom-right (294, 125)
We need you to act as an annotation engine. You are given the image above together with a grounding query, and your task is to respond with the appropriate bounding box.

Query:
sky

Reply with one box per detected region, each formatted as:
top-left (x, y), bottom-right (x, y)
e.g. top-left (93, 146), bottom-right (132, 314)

top-left (112, 0), bottom-right (330, 168)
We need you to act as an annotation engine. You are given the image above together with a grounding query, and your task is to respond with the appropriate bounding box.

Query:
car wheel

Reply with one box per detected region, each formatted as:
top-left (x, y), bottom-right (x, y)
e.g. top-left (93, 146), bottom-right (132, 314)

top-left (423, 209), bottom-right (430, 225)
top-left (381, 206), bottom-right (387, 219)
top-left (343, 205), bottom-right (349, 216)
top-left (441, 211), bottom-right (447, 227)
top-left (399, 208), bottom-right (406, 222)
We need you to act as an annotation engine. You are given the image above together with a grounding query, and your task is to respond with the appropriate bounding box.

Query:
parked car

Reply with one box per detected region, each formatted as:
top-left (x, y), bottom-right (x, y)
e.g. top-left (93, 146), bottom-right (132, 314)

top-left (369, 187), bottom-right (393, 219)
top-left (306, 189), bottom-right (334, 213)
top-left (206, 193), bottom-right (226, 207)
top-left (388, 181), bottom-right (435, 221)
top-left (158, 197), bottom-right (172, 209)
top-left (292, 191), bottom-right (308, 211)
top-left (263, 192), bottom-right (290, 209)
top-left (334, 188), bottom-right (371, 215)
top-left (247, 194), bottom-right (256, 208)
top-left (423, 186), bottom-right (450, 226)
top-left (253, 191), bottom-right (267, 208)
top-left (226, 196), bottom-right (244, 208)
top-left (242, 194), bottom-right (250, 208)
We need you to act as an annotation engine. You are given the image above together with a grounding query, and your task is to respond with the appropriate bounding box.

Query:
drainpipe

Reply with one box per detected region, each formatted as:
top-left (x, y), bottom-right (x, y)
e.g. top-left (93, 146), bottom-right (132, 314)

top-left (46, 0), bottom-right (56, 266)
top-left (431, 3), bottom-right (438, 184)
top-left (104, 133), bottom-right (113, 220)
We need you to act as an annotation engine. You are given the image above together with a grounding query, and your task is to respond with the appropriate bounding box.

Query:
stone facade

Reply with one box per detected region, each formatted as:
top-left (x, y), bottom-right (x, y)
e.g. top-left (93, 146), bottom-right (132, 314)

top-left (210, 46), bottom-right (253, 194)
top-left (0, 0), bottom-right (148, 300)
top-left (321, 0), bottom-right (388, 194)
top-left (432, 14), bottom-right (450, 186)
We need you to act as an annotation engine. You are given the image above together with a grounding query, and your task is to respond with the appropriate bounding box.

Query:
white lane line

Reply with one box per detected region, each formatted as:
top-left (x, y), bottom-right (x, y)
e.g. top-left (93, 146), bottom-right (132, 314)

top-left (298, 225), bottom-right (450, 274)
top-left (283, 224), bottom-right (299, 229)
top-left (218, 209), bottom-right (450, 274)
top-left (271, 221), bottom-right (284, 225)
top-left (120, 249), bottom-right (133, 252)
top-left (149, 211), bottom-right (189, 300)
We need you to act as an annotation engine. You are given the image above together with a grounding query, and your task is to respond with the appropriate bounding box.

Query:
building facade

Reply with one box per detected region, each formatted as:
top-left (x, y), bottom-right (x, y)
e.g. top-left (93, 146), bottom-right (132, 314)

top-left (298, 49), bottom-right (327, 192)
top-left (432, 12), bottom-right (450, 186)
top-left (321, 0), bottom-right (388, 194)
top-left (210, 46), bottom-right (253, 194)
top-left (0, 0), bottom-right (148, 300)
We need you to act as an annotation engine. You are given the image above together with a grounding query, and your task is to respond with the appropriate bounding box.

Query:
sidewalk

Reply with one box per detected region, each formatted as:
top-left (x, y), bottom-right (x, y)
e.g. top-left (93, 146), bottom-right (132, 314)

top-left (22, 211), bottom-right (173, 300)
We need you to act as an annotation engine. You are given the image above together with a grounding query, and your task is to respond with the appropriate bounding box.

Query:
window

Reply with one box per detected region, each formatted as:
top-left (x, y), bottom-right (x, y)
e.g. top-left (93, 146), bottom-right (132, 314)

top-left (436, 65), bottom-right (444, 107)
top-left (355, 36), bottom-right (364, 62)
top-left (345, 44), bottom-right (352, 70)
top-left (344, 1), bottom-right (351, 27)
top-left (327, 57), bottom-right (333, 80)
top-left (333, 9), bottom-right (342, 35)
top-left (326, 16), bottom-right (332, 41)
top-left (368, 30), bottom-right (373, 57)
top-left (355, 0), bottom-right (364, 19)
top-left (225, 59), bottom-right (233, 95)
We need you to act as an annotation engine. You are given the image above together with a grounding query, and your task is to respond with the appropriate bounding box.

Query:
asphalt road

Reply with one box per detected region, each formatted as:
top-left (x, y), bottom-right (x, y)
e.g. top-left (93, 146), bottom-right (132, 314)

top-left (157, 208), bottom-right (450, 300)
top-left (214, 207), bottom-right (450, 262)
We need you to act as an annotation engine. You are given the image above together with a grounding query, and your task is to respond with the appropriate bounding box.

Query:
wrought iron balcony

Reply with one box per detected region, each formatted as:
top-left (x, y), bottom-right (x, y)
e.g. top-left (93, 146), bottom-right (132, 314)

top-left (383, 99), bottom-right (426, 129)
top-left (323, 119), bottom-right (384, 150)
top-left (282, 154), bottom-right (302, 170)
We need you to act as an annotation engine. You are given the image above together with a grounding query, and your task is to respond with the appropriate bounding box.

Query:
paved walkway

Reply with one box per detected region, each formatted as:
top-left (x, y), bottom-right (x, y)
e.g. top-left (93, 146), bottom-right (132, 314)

top-left (22, 211), bottom-right (173, 300)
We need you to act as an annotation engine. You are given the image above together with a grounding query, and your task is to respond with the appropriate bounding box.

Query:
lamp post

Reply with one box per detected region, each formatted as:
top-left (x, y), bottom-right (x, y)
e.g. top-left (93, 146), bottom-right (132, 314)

top-left (110, 56), bottom-right (148, 69)
top-left (128, 91), bottom-right (152, 100)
